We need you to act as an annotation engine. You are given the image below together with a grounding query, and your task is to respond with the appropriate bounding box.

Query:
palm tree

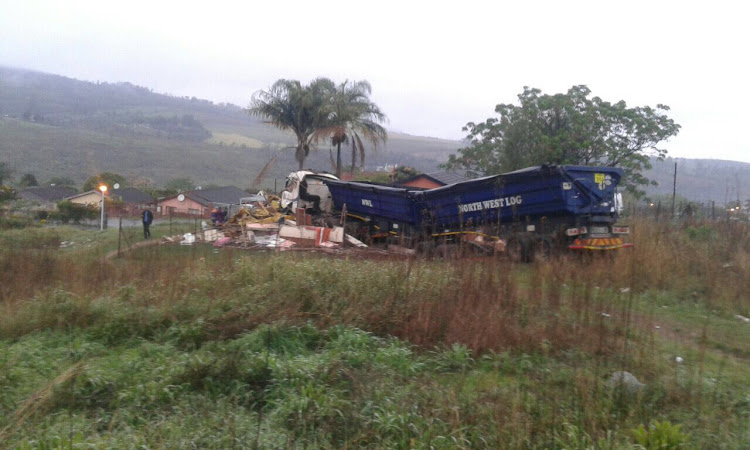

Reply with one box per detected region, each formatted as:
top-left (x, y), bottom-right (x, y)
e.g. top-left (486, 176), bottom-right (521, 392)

top-left (317, 80), bottom-right (388, 178)
top-left (247, 78), bottom-right (335, 170)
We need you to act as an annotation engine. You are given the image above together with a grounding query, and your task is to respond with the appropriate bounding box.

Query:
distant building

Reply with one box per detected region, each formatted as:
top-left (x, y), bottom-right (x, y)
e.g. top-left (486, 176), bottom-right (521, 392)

top-left (375, 163), bottom-right (399, 172)
top-left (17, 186), bottom-right (77, 210)
top-left (64, 190), bottom-right (104, 207)
top-left (397, 171), bottom-right (469, 189)
top-left (158, 186), bottom-right (248, 217)
top-left (110, 187), bottom-right (155, 216)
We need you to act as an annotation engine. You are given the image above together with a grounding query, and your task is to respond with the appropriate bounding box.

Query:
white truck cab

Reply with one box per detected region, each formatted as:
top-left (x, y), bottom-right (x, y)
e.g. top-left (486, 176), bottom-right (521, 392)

top-left (281, 171), bottom-right (339, 213)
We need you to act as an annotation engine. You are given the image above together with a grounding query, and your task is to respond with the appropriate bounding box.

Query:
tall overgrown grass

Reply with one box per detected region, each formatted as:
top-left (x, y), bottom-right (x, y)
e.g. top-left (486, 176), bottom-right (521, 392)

top-left (1, 218), bottom-right (748, 447)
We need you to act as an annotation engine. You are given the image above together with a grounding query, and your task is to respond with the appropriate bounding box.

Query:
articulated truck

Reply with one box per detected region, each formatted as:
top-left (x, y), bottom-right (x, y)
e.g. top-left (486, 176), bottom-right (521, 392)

top-left (288, 165), bottom-right (631, 261)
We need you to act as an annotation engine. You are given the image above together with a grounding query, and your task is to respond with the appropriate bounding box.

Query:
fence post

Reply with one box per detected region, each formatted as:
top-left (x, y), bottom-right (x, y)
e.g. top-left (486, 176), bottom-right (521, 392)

top-left (117, 215), bottom-right (122, 257)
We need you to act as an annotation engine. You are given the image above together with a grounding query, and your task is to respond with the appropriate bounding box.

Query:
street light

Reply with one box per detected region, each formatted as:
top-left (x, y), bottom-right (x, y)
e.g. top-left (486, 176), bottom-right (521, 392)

top-left (99, 185), bottom-right (108, 230)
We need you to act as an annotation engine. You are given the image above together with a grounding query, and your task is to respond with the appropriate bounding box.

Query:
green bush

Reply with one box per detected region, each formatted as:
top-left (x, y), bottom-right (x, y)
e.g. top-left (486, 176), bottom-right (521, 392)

top-left (53, 200), bottom-right (98, 224)
top-left (684, 225), bottom-right (716, 242)
top-left (0, 185), bottom-right (15, 202)
top-left (632, 420), bottom-right (689, 449)
top-left (0, 215), bottom-right (36, 229)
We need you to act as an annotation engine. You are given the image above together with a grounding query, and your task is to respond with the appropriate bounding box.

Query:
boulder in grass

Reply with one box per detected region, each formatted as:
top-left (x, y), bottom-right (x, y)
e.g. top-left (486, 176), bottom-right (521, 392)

top-left (607, 371), bottom-right (646, 394)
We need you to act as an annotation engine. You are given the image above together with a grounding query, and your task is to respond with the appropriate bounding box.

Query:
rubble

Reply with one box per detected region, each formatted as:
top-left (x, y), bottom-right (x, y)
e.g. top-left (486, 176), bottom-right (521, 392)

top-left (212, 237), bottom-right (232, 247)
top-left (189, 194), bottom-right (363, 253)
top-left (180, 233), bottom-right (196, 245)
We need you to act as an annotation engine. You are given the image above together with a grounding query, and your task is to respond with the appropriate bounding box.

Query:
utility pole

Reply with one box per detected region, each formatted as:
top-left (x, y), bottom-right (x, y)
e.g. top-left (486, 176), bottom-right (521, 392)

top-left (735, 172), bottom-right (741, 207)
top-left (671, 162), bottom-right (677, 219)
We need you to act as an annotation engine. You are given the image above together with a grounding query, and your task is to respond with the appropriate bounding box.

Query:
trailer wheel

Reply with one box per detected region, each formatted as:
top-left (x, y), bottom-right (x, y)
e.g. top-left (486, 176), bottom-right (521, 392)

top-left (529, 237), bottom-right (551, 262)
top-left (434, 243), bottom-right (460, 260)
top-left (415, 241), bottom-right (435, 258)
top-left (505, 237), bottom-right (526, 263)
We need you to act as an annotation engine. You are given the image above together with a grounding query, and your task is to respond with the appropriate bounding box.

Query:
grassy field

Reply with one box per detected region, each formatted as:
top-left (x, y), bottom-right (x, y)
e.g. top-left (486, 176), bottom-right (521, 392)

top-left (0, 219), bottom-right (748, 448)
top-left (207, 133), bottom-right (266, 149)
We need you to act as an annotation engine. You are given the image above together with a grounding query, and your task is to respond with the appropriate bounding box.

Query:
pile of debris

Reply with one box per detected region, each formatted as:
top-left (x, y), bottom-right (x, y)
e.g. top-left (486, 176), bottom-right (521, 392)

top-left (182, 193), bottom-right (367, 251)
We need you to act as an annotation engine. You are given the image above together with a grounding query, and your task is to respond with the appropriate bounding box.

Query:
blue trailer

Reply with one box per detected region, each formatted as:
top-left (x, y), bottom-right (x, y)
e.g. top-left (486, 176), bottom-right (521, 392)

top-left (325, 180), bottom-right (422, 225)
top-left (324, 180), bottom-right (424, 241)
top-left (417, 165), bottom-right (620, 227)
top-left (320, 165), bottom-right (631, 260)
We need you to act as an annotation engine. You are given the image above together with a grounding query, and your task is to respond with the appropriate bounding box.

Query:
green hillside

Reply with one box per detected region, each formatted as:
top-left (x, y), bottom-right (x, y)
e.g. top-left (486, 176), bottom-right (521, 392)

top-left (646, 157), bottom-right (750, 204)
top-left (3, 66), bottom-right (746, 203)
top-left (0, 66), bottom-right (459, 189)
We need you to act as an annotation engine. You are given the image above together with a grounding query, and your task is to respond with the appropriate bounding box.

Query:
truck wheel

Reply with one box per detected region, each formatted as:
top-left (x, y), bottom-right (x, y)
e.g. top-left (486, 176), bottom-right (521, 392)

top-left (529, 237), bottom-right (551, 262)
top-left (415, 241), bottom-right (435, 258)
top-left (505, 237), bottom-right (526, 263)
top-left (434, 244), bottom-right (459, 260)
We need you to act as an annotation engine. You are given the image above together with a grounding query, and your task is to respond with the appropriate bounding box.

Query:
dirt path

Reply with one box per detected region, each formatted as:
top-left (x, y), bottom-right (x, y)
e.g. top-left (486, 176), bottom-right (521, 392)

top-left (103, 238), bottom-right (167, 260)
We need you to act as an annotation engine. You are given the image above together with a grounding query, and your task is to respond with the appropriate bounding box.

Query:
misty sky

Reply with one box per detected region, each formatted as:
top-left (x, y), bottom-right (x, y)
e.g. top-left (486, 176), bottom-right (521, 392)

top-left (2, 0), bottom-right (749, 163)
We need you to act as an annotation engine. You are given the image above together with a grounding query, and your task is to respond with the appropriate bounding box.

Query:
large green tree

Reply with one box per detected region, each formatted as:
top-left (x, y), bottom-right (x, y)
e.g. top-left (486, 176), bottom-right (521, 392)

top-left (83, 172), bottom-right (127, 192)
top-left (247, 78), bottom-right (335, 170)
top-left (0, 162), bottom-right (12, 186)
top-left (164, 177), bottom-right (195, 193)
top-left (19, 173), bottom-right (39, 188)
top-left (442, 86), bottom-right (680, 195)
top-left (318, 80), bottom-right (388, 178)
top-left (47, 176), bottom-right (77, 188)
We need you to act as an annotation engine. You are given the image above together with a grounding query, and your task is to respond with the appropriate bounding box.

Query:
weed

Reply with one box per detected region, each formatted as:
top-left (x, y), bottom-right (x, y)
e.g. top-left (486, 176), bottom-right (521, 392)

top-left (0, 219), bottom-right (748, 447)
top-left (632, 420), bottom-right (689, 449)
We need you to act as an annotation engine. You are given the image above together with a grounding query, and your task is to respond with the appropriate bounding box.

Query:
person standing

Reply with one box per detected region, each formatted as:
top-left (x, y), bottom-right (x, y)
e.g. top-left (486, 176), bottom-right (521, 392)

top-left (142, 208), bottom-right (153, 239)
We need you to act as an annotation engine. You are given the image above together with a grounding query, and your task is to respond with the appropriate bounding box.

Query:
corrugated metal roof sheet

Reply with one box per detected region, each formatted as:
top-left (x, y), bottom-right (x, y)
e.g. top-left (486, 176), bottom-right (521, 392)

top-left (425, 171), bottom-right (469, 185)
top-left (188, 186), bottom-right (248, 205)
top-left (112, 187), bottom-right (154, 204)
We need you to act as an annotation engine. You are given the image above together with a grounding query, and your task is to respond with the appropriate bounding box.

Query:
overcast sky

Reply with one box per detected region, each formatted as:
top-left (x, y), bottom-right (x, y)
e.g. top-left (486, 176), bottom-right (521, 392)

top-left (2, 0), bottom-right (749, 163)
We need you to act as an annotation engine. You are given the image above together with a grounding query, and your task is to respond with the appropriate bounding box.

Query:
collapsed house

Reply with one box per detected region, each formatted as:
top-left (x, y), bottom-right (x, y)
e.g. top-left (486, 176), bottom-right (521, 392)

top-left (189, 191), bottom-right (365, 251)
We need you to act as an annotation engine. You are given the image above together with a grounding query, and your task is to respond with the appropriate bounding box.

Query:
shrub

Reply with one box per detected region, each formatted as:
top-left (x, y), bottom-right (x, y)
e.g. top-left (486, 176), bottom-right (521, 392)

top-left (0, 185), bottom-right (15, 202)
top-left (54, 200), bottom-right (98, 224)
top-left (684, 225), bottom-right (716, 241)
top-left (632, 420), bottom-right (689, 449)
top-left (0, 215), bottom-right (35, 229)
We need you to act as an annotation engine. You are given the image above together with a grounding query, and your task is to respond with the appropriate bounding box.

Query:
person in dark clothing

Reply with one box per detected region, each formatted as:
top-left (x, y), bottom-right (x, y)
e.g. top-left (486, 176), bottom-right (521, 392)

top-left (142, 208), bottom-right (153, 239)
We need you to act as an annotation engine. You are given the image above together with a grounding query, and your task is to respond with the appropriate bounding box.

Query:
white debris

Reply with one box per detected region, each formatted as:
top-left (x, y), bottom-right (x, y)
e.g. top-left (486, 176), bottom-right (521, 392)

top-left (601, 313), bottom-right (611, 318)
top-left (675, 356), bottom-right (684, 363)
top-left (735, 315), bottom-right (750, 324)
top-left (180, 233), bottom-right (196, 245)
top-left (620, 287), bottom-right (631, 293)
top-left (345, 234), bottom-right (368, 248)
top-left (254, 234), bottom-right (280, 247)
top-left (655, 326), bottom-right (661, 329)
top-left (203, 229), bottom-right (224, 242)
top-left (266, 237), bottom-right (285, 248)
